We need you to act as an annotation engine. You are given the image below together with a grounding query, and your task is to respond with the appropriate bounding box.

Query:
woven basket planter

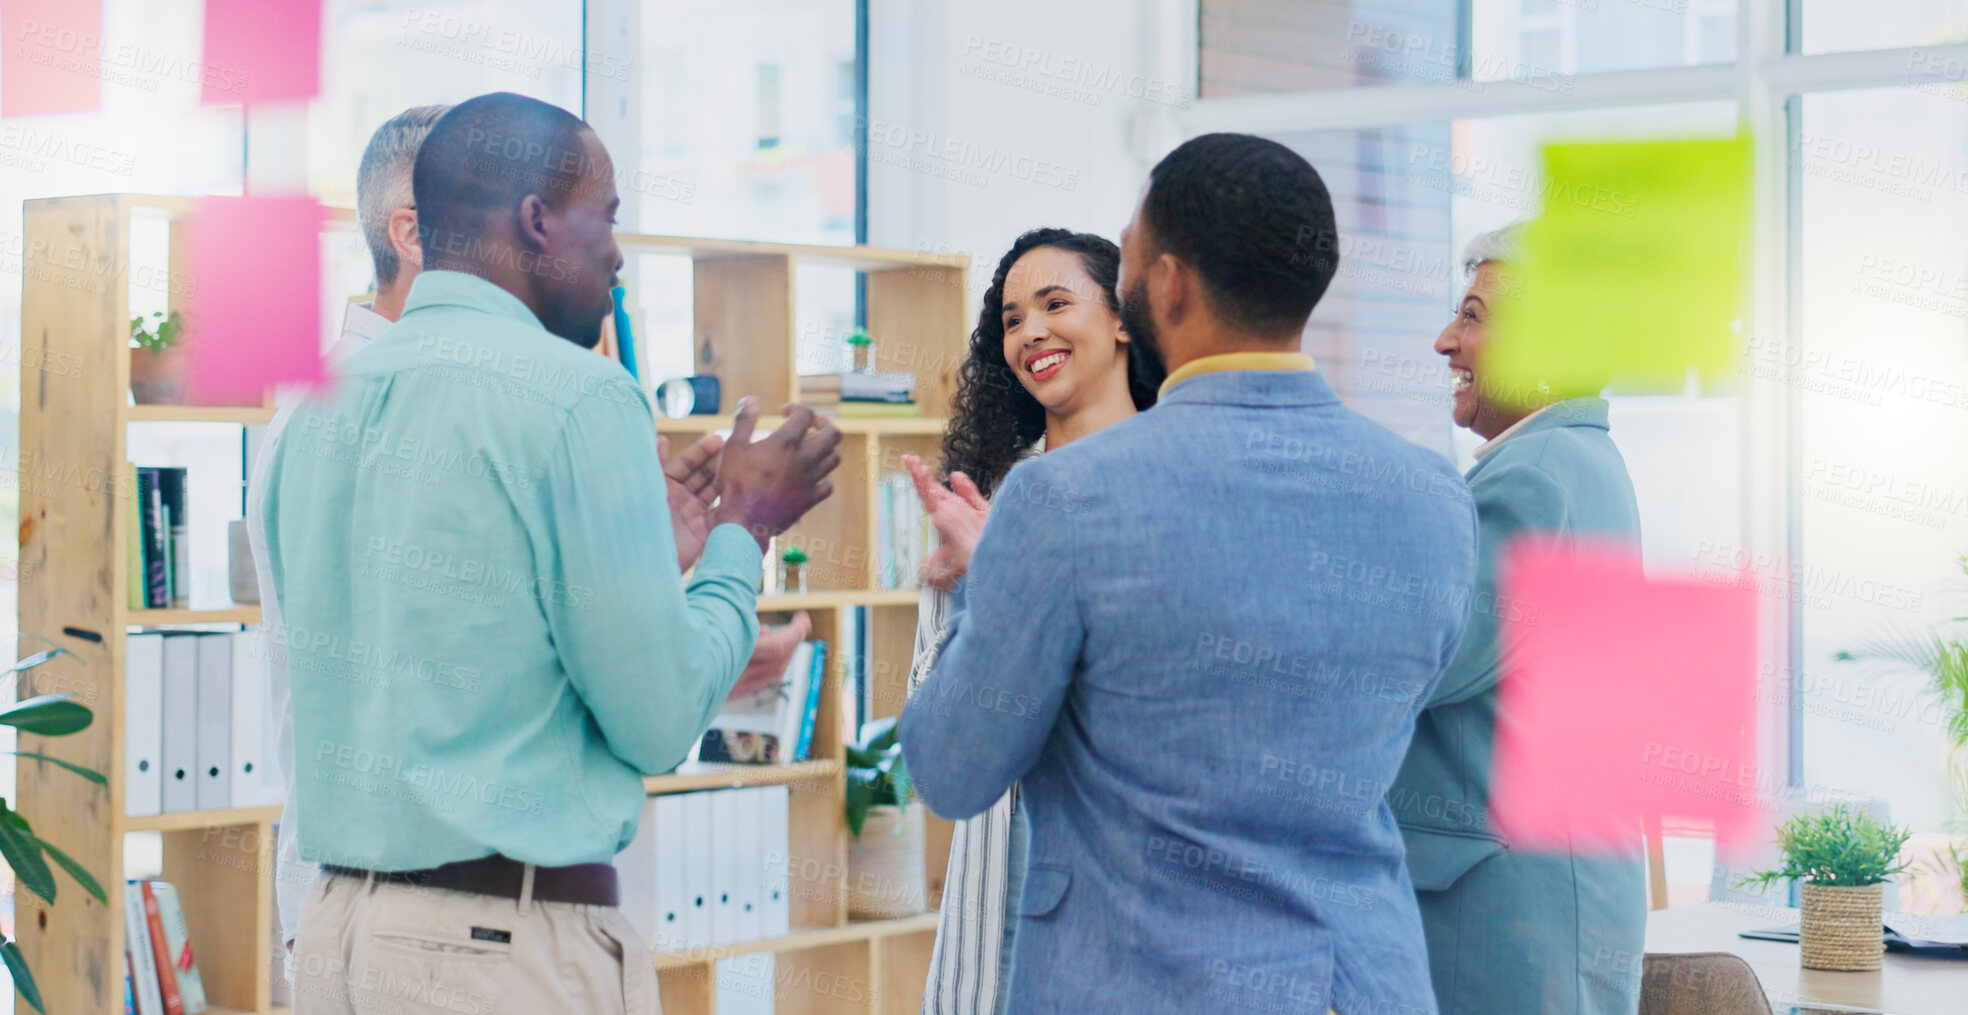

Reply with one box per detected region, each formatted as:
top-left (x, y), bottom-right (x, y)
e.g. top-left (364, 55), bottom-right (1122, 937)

top-left (1799, 883), bottom-right (1884, 971)
top-left (847, 804), bottom-right (926, 920)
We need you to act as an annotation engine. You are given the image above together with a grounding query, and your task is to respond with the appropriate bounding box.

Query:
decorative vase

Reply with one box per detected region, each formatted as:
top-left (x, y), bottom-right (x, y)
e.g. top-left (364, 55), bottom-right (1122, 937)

top-left (847, 803), bottom-right (925, 919)
top-left (778, 560), bottom-right (808, 594)
top-left (1799, 882), bottom-right (1884, 971)
top-left (129, 344), bottom-right (187, 404)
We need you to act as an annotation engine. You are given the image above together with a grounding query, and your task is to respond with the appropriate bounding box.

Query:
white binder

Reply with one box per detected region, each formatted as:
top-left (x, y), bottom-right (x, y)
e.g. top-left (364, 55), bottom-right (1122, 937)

top-left (681, 791), bottom-right (714, 949)
top-left (194, 633), bottom-right (233, 810)
top-left (653, 794), bottom-right (687, 952)
top-left (614, 797), bottom-right (660, 943)
top-left (709, 789), bottom-right (746, 944)
top-left (760, 786), bottom-right (790, 938)
top-left (731, 788), bottom-right (764, 943)
top-left (160, 635), bottom-right (199, 813)
top-left (124, 634), bottom-right (164, 817)
top-left (229, 633), bottom-right (279, 807)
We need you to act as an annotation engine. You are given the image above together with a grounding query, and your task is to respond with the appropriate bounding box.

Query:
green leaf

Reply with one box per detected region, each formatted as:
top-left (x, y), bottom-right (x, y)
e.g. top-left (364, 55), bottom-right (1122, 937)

top-left (0, 804), bottom-right (54, 905)
top-left (845, 770), bottom-right (876, 838)
top-left (0, 695), bottom-right (92, 736)
top-left (5, 648), bottom-right (65, 675)
top-left (38, 838), bottom-right (105, 905)
top-left (843, 743), bottom-right (879, 768)
top-left (857, 716), bottom-right (899, 754)
top-left (1740, 803), bottom-right (1913, 888)
top-left (3, 752), bottom-right (105, 785)
top-left (1, 938), bottom-right (45, 1014)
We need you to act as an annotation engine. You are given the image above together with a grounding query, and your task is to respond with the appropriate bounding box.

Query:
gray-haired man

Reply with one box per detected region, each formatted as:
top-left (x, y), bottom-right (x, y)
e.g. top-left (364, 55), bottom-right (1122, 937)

top-left (246, 103), bottom-right (451, 949)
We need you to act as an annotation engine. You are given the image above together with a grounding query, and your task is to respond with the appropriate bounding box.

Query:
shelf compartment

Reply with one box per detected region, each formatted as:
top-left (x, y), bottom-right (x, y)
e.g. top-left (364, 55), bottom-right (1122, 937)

top-left (128, 606), bottom-right (261, 626)
top-left (125, 405), bottom-right (275, 425)
top-left (758, 589), bottom-right (918, 611)
top-left (656, 414), bottom-right (946, 437)
top-left (650, 913), bottom-right (939, 970)
top-left (644, 759), bottom-right (840, 796)
top-left (124, 805), bottom-right (281, 833)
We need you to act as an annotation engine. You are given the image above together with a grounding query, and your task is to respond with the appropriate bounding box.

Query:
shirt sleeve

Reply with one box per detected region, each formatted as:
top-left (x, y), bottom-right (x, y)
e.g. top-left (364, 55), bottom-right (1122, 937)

top-left (539, 379), bottom-right (762, 774)
top-left (1426, 459), bottom-right (1568, 708)
top-left (899, 460), bottom-right (1083, 820)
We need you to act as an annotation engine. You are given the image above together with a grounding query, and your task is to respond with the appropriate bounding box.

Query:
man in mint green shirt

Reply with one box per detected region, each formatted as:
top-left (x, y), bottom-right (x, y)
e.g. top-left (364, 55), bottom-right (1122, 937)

top-left (268, 93), bottom-right (840, 1014)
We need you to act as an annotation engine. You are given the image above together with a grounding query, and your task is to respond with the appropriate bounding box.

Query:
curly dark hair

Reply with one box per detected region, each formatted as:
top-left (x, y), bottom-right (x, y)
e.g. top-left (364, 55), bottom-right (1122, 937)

top-left (941, 228), bottom-right (1161, 498)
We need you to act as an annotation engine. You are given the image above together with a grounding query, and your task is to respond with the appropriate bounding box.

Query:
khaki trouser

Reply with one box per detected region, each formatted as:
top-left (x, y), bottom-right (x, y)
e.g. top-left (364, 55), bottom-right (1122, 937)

top-left (292, 868), bottom-right (660, 1015)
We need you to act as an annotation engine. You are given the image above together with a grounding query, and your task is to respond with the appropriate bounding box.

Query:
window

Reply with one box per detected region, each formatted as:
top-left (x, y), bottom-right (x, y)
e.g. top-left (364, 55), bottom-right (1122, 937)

top-left (1193, 0), bottom-right (1968, 908)
top-left (1200, 0), bottom-right (1740, 97)
top-left (1794, 85), bottom-right (1968, 837)
top-left (630, 0), bottom-right (864, 384)
top-left (1797, 0), bottom-right (1968, 55)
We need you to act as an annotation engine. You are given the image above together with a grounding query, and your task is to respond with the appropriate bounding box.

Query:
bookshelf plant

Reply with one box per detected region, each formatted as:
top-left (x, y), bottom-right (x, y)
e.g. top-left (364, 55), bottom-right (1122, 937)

top-left (16, 194), bottom-right (968, 1015)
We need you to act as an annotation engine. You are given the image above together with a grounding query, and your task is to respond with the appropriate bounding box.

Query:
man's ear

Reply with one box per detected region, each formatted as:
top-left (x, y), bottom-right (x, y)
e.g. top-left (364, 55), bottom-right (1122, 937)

top-left (1153, 252), bottom-right (1187, 326)
top-left (387, 207), bottom-right (422, 271)
top-left (515, 193), bottom-right (551, 251)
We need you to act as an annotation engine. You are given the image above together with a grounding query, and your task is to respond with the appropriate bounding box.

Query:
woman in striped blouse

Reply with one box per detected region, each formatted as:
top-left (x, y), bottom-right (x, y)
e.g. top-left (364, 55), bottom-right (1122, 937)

top-left (901, 227), bottom-right (1159, 1015)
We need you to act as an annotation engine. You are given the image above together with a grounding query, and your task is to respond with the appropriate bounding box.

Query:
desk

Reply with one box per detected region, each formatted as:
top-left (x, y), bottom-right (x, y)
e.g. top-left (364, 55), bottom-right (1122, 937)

top-left (1646, 903), bottom-right (1967, 1014)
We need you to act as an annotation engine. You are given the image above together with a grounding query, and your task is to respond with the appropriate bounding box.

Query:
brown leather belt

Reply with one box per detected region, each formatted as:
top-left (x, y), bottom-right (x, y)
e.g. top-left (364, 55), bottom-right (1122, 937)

top-left (323, 854), bottom-right (618, 907)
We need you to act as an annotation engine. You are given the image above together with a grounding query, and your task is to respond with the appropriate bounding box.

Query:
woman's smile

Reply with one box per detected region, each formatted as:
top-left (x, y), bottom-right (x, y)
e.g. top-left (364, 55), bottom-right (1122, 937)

top-left (1025, 348), bottom-right (1071, 382)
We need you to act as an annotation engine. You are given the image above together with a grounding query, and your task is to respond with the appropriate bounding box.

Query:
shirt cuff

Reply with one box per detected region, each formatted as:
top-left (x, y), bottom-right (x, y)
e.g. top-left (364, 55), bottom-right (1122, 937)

top-left (696, 523), bottom-right (765, 584)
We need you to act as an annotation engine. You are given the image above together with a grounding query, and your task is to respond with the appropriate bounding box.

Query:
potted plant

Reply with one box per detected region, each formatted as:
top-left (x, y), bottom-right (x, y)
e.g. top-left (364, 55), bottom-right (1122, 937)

top-left (128, 310), bottom-right (186, 404)
top-left (845, 717), bottom-right (925, 919)
top-left (1, 639), bottom-right (109, 1013)
top-left (1737, 804), bottom-right (1911, 971)
top-left (778, 546), bottom-right (811, 594)
top-left (846, 328), bottom-right (875, 374)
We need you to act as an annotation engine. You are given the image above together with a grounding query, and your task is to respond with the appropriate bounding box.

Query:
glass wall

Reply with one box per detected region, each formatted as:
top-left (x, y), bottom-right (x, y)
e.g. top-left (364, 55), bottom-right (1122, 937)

top-left (1201, 0), bottom-right (1736, 98)
top-left (1198, 0), bottom-right (1968, 910)
top-left (1793, 86), bottom-right (1968, 839)
top-left (632, 0), bottom-right (863, 388)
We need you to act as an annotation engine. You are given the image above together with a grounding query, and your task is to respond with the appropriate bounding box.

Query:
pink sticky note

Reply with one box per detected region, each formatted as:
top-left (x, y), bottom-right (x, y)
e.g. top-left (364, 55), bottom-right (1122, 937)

top-left (200, 0), bottom-right (320, 106)
top-left (185, 196), bottom-right (323, 404)
top-left (1491, 538), bottom-right (1758, 852)
top-left (2, 0), bottom-right (104, 117)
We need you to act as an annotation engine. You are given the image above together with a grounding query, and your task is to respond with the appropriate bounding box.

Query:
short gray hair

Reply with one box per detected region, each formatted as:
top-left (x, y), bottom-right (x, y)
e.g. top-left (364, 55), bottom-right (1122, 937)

top-left (1461, 221), bottom-right (1527, 278)
top-left (357, 104), bottom-right (451, 286)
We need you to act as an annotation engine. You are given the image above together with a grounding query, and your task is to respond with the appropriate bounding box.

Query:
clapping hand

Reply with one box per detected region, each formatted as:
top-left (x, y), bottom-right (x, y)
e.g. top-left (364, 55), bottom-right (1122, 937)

top-left (660, 432), bottom-right (725, 573)
top-left (903, 454), bottom-right (989, 591)
top-left (727, 610), bottom-right (813, 704)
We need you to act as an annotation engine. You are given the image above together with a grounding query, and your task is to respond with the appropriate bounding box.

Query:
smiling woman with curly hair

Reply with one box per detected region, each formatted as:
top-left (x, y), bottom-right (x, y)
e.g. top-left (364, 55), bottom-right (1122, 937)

top-left (900, 227), bottom-right (1158, 1015)
top-left (937, 227), bottom-right (1161, 497)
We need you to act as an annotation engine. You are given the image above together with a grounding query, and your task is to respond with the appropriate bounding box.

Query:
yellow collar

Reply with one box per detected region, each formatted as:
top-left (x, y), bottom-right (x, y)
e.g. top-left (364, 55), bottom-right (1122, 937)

top-left (1158, 351), bottom-right (1315, 399)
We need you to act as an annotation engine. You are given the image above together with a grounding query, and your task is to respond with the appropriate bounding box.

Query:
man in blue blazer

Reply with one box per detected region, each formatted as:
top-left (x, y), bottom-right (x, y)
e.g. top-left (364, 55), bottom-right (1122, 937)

top-left (900, 133), bottom-right (1479, 1015)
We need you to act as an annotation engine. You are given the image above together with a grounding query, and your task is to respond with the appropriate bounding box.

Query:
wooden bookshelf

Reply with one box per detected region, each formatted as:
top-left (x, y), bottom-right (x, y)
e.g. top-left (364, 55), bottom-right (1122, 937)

top-left (128, 606), bottom-right (262, 626)
top-left (124, 405), bottom-right (275, 425)
top-left (18, 194), bottom-right (967, 1015)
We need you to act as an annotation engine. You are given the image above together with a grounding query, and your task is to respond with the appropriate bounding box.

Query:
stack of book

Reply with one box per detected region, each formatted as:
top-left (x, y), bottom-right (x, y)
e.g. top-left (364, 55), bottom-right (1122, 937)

top-left (695, 640), bottom-right (826, 765)
top-left (876, 472), bottom-right (933, 590)
top-left (798, 371), bottom-right (919, 417)
top-left (124, 879), bottom-right (209, 1015)
top-left (126, 465), bottom-right (190, 609)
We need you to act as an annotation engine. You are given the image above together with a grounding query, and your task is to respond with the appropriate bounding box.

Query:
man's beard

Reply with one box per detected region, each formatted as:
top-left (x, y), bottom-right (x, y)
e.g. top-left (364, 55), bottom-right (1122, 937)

top-left (1118, 275), bottom-right (1165, 379)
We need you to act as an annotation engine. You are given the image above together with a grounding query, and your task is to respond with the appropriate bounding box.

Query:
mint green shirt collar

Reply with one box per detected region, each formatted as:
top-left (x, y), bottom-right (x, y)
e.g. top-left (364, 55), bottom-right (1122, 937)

top-left (403, 269), bottom-right (546, 329)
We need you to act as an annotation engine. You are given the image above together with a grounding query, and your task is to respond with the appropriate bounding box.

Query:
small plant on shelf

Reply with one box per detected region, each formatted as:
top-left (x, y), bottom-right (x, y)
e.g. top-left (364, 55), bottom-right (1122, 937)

top-left (0, 639), bottom-right (109, 1013)
top-left (778, 545), bottom-right (811, 594)
top-left (845, 717), bottom-right (926, 919)
top-left (1736, 803), bottom-right (1912, 972)
top-left (129, 310), bottom-right (182, 354)
top-left (128, 310), bottom-right (187, 405)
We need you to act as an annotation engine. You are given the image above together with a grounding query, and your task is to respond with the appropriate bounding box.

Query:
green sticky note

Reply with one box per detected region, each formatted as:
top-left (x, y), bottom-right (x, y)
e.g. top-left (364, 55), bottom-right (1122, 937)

top-left (1485, 135), bottom-right (1751, 403)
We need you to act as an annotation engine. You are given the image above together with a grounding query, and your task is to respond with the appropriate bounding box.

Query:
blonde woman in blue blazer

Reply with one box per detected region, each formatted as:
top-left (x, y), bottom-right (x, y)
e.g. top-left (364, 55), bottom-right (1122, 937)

top-left (1388, 225), bottom-right (1647, 1014)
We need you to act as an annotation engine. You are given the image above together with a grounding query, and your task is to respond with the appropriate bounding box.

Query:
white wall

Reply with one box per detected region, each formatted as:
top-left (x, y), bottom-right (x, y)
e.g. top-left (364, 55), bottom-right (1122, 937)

top-left (868, 0), bottom-right (1195, 311)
